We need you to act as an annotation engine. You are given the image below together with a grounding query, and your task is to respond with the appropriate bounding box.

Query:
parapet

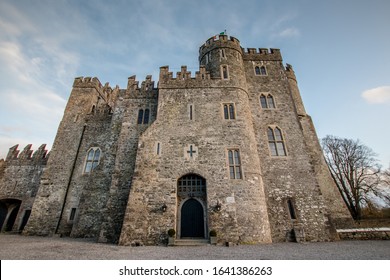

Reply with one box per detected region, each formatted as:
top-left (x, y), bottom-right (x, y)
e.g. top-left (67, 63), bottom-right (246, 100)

top-left (73, 76), bottom-right (119, 106)
top-left (73, 77), bottom-right (103, 89)
top-left (200, 34), bottom-right (241, 49)
top-left (199, 35), bottom-right (242, 59)
top-left (159, 65), bottom-right (211, 86)
top-left (5, 144), bottom-right (49, 165)
top-left (242, 48), bottom-right (282, 61)
top-left (126, 75), bottom-right (158, 99)
top-left (199, 34), bottom-right (283, 62)
top-left (285, 63), bottom-right (297, 82)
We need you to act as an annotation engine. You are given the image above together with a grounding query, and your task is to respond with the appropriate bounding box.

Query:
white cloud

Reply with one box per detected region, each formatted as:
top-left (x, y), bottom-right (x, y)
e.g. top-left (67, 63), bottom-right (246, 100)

top-left (362, 86), bottom-right (390, 104)
top-left (278, 27), bottom-right (301, 38)
top-left (0, 5), bottom-right (77, 159)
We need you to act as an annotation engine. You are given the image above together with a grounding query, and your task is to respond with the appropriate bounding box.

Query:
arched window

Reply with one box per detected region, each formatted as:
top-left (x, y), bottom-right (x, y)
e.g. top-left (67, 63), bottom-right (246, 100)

top-left (260, 66), bottom-right (267, 75)
top-left (137, 109), bottom-right (144, 124)
top-left (255, 65), bottom-right (267, 76)
top-left (223, 103), bottom-right (235, 119)
top-left (260, 94), bottom-right (276, 109)
top-left (255, 66), bottom-right (261, 75)
top-left (267, 127), bottom-right (287, 156)
top-left (260, 95), bottom-right (267, 108)
top-left (84, 148), bottom-right (101, 173)
top-left (267, 95), bottom-right (275, 108)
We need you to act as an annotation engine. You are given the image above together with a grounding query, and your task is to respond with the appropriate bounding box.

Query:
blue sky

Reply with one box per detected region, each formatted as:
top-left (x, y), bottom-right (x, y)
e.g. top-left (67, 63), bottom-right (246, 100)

top-left (0, 0), bottom-right (389, 167)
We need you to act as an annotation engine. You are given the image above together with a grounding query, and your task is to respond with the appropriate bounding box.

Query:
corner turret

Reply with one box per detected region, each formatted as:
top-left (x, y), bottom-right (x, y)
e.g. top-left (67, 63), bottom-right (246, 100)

top-left (198, 34), bottom-right (246, 89)
top-left (285, 64), bottom-right (306, 116)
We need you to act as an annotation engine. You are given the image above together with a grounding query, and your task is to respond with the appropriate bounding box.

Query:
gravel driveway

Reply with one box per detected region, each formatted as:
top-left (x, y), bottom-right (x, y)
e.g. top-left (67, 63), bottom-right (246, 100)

top-left (0, 234), bottom-right (389, 260)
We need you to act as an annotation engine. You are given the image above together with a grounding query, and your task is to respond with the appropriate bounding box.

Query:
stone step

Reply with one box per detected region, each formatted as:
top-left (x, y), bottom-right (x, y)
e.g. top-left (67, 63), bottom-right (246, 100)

top-left (173, 239), bottom-right (210, 246)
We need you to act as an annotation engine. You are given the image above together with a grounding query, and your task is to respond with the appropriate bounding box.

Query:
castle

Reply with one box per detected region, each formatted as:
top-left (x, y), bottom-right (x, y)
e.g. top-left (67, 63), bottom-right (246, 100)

top-left (0, 35), bottom-right (351, 245)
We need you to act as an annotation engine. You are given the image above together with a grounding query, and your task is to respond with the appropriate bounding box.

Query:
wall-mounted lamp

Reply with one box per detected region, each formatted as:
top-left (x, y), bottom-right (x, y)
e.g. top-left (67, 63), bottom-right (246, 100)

top-left (215, 201), bottom-right (222, 212)
top-left (161, 204), bottom-right (167, 212)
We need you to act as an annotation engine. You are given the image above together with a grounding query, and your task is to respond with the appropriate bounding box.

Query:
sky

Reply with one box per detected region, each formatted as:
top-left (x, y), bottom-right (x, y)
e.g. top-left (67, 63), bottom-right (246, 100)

top-left (0, 0), bottom-right (389, 167)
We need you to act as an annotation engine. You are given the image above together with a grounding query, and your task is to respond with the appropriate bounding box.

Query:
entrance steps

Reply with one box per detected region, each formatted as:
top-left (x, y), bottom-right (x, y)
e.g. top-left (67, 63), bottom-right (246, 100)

top-left (173, 239), bottom-right (209, 246)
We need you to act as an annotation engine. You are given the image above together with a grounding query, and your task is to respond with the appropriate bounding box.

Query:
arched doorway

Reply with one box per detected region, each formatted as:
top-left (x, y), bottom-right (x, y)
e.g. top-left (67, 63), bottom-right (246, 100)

top-left (177, 174), bottom-right (207, 239)
top-left (181, 199), bottom-right (204, 238)
top-left (0, 199), bottom-right (22, 232)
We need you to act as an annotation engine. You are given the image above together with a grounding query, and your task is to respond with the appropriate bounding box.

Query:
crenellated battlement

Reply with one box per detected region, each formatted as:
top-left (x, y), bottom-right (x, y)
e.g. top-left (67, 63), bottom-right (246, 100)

top-left (242, 48), bottom-right (282, 61)
top-left (4, 144), bottom-right (49, 165)
top-left (200, 34), bottom-right (241, 51)
top-left (285, 63), bottom-right (297, 81)
top-left (73, 76), bottom-right (103, 89)
top-left (199, 35), bottom-right (242, 61)
top-left (126, 75), bottom-right (158, 98)
top-left (159, 65), bottom-right (210, 85)
top-left (73, 77), bottom-right (120, 105)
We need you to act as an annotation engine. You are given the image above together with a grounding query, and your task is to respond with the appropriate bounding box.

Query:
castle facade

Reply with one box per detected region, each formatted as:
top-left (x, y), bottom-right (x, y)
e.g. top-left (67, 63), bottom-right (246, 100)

top-left (0, 35), bottom-right (351, 245)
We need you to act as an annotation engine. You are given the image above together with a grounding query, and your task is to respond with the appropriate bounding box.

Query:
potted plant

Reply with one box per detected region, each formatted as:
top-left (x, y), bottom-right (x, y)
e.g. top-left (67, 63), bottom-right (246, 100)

top-left (210, 230), bottom-right (217, 245)
top-left (167, 229), bottom-right (175, 246)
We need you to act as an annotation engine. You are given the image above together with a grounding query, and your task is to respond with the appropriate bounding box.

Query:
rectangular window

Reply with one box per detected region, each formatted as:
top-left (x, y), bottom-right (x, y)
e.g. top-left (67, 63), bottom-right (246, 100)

top-left (276, 142), bottom-right (286, 156)
top-left (223, 103), bottom-right (235, 119)
top-left (69, 208), bottom-right (77, 221)
top-left (287, 199), bottom-right (297, 220)
top-left (84, 162), bottom-right (93, 173)
top-left (220, 49), bottom-right (226, 58)
top-left (189, 104), bottom-right (193, 120)
top-left (228, 149), bottom-right (242, 179)
top-left (143, 109), bottom-right (150, 124)
top-left (221, 65), bottom-right (229, 79)
top-left (137, 109), bottom-right (144, 124)
top-left (269, 143), bottom-right (278, 156)
top-left (156, 142), bottom-right (161, 155)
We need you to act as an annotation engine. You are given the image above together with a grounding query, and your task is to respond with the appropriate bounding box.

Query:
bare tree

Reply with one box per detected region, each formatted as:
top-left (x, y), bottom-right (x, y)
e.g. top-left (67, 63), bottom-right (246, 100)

top-left (383, 168), bottom-right (390, 186)
top-left (377, 169), bottom-right (390, 206)
top-left (321, 135), bottom-right (381, 220)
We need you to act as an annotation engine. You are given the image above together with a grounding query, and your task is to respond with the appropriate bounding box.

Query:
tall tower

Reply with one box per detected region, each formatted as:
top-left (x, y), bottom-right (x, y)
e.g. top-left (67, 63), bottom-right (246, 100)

top-left (119, 35), bottom-right (272, 245)
top-left (199, 35), bottom-right (246, 88)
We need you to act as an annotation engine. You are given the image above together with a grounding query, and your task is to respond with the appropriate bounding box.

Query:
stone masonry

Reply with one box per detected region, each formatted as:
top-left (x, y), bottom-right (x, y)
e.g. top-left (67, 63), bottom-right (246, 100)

top-left (0, 35), bottom-right (352, 245)
top-left (0, 144), bottom-right (48, 232)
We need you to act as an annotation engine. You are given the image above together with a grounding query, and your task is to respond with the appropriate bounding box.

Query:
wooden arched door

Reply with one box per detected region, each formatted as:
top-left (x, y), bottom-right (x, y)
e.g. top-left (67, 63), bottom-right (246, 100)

top-left (180, 198), bottom-right (204, 238)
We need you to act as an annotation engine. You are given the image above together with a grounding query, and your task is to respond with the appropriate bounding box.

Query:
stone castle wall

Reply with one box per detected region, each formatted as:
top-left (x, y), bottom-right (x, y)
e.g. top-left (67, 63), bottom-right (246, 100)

top-left (119, 82), bottom-right (272, 245)
top-left (1, 34), bottom-right (351, 244)
top-left (0, 144), bottom-right (48, 232)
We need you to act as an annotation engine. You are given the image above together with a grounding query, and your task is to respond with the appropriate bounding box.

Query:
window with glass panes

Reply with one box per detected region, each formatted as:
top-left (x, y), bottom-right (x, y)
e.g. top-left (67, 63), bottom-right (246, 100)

top-left (260, 66), bottom-right (267, 75)
top-left (260, 94), bottom-right (275, 109)
top-left (267, 127), bottom-right (287, 156)
top-left (84, 148), bottom-right (101, 173)
top-left (223, 104), bottom-right (235, 119)
top-left (228, 149), bottom-right (242, 179)
top-left (137, 109), bottom-right (150, 124)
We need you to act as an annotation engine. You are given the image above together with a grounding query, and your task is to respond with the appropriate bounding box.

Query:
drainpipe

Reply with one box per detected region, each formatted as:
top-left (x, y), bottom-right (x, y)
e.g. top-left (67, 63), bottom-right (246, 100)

top-left (55, 124), bottom-right (86, 234)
